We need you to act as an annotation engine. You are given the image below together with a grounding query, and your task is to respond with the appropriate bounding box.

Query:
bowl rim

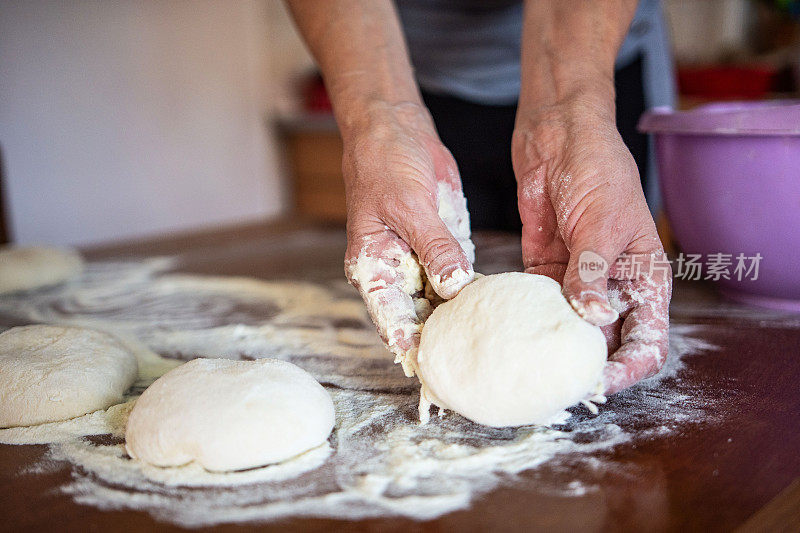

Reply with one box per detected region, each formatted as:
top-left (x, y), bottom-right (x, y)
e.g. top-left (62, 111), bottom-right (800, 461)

top-left (638, 100), bottom-right (800, 136)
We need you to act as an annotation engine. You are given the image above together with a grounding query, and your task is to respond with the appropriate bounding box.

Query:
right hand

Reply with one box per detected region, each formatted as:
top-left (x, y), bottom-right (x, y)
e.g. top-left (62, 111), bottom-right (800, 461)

top-left (342, 101), bottom-right (475, 376)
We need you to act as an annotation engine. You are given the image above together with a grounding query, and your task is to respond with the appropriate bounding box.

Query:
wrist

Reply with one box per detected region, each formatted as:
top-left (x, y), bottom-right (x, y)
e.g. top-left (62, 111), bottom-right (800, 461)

top-left (327, 65), bottom-right (426, 142)
top-left (339, 99), bottom-right (435, 147)
top-left (518, 0), bottom-right (634, 119)
top-left (517, 81), bottom-right (616, 128)
top-left (513, 90), bottom-right (616, 165)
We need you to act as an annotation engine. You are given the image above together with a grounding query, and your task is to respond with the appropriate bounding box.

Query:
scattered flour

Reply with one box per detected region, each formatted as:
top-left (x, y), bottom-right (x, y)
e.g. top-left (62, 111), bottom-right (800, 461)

top-left (0, 259), bottom-right (718, 527)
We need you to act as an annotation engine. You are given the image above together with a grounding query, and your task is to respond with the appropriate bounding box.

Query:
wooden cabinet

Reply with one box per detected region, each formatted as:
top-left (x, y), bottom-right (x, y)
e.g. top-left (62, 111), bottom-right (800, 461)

top-left (278, 115), bottom-right (347, 223)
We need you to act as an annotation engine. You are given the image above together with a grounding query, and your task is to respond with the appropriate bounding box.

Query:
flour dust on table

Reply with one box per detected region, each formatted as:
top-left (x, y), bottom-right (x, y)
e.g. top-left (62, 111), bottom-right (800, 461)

top-left (0, 258), bottom-right (719, 527)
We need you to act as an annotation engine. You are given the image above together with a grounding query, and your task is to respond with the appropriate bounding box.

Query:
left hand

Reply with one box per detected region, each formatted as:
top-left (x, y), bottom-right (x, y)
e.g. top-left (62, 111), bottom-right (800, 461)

top-left (512, 96), bottom-right (672, 395)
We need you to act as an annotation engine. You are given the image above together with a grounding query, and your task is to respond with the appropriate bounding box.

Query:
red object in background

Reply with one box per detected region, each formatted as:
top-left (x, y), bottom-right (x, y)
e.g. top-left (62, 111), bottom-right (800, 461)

top-left (678, 65), bottom-right (777, 100)
top-left (301, 73), bottom-right (333, 113)
top-left (301, 66), bottom-right (778, 109)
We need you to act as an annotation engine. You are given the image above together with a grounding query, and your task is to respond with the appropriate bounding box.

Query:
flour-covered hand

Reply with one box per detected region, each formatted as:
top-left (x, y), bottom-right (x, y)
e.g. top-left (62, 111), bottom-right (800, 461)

top-left (343, 102), bottom-right (475, 375)
top-left (512, 97), bottom-right (671, 394)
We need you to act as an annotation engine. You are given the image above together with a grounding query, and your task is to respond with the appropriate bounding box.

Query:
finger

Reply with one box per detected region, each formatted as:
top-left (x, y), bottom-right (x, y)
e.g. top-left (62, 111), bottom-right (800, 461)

top-left (435, 175), bottom-right (476, 266)
top-left (601, 321), bottom-right (622, 356)
top-left (524, 263), bottom-right (566, 283)
top-left (432, 153), bottom-right (476, 295)
top-left (602, 269), bottom-right (671, 395)
top-left (344, 229), bottom-right (429, 377)
top-left (383, 188), bottom-right (475, 300)
top-left (526, 263), bottom-right (622, 353)
top-left (561, 211), bottom-right (625, 327)
top-left (518, 171), bottom-right (569, 270)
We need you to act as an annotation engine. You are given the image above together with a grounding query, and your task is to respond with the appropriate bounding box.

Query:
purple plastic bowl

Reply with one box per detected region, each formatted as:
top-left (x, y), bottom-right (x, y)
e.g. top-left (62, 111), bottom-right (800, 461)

top-left (639, 101), bottom-right (800, 311)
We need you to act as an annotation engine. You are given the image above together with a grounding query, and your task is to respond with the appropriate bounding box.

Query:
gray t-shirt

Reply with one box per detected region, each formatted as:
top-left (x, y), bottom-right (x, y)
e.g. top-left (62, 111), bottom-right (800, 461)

top-left (396, 0), bottom-right (675, 109)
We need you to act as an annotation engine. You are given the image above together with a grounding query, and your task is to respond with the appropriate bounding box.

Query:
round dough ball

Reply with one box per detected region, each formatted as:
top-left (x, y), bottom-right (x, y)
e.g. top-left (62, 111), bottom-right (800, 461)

top-left (0, 325), bottom-right (139, 428)
top-left (125, 358), bottom-right (336, 472)
top-left (0, 246), bottom-right (84, 295)
top-left (417, 272), bottom-right (607, 427)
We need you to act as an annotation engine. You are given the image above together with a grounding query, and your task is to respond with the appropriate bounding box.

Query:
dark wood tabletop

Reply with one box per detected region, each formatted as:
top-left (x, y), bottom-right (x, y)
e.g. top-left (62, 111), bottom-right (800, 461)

top-left (1, 219), bottom-right (799, 533)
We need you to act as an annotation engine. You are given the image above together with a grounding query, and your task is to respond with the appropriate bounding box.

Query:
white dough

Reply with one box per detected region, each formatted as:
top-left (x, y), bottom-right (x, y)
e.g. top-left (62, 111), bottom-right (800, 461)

top-left (0, 246), bottom-right (84, 295)
top-left (0, 325), bottom-right (138, 428)
top-left (125, 358), bottom-right (335, 472)
top-left (417, 272), bottom-right (607, 427)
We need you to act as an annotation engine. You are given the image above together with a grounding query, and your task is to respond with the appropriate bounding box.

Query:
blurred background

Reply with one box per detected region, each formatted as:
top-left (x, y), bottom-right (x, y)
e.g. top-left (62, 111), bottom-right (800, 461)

top-left (1, 0), bottom-right (799, 246)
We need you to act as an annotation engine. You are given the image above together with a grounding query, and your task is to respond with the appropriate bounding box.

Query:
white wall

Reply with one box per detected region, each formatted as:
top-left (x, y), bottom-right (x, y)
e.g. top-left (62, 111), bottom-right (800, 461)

top-left (263, 1), bottom-right (316, 116)
top-left (0, 0), bottom-right (287, 246)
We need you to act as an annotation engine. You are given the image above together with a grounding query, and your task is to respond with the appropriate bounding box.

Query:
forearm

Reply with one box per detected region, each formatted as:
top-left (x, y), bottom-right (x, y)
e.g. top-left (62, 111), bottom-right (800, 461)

top-left (518, 0), bottom-right (637, 118)
top-left (285, 0), bottom-right (423, 140)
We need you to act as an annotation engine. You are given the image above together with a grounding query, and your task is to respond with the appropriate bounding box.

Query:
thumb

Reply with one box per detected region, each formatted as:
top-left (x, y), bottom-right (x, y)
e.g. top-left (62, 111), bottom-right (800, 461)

top-left (394, 204), bottom-right (474, 300)
top-left (562, 225), bottom-right (621, 327)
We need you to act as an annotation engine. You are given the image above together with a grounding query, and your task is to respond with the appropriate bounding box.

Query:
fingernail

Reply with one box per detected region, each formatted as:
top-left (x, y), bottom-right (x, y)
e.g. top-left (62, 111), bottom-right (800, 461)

top-left (571, 296), bottom-right (619, 326)
top-left (432, 266), bottom-right (474, 299)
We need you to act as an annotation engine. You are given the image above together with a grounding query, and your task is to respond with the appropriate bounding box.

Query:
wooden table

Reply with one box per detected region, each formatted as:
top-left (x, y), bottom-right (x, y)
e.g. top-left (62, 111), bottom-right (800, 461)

top-left (1, 220), bottom-right (799, 532)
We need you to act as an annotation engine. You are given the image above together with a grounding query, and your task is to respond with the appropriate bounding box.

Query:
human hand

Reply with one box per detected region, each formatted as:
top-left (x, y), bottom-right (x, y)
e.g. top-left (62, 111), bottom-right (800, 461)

top-left (342, 101), bottom-right (475, 376)
top-left (512, 97), bottom-right (671, 395)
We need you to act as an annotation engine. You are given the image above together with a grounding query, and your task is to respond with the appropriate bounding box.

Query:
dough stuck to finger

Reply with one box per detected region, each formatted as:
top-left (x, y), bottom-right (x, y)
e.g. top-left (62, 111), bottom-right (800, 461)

top-left (417, 272), bottom-right (607, 427)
